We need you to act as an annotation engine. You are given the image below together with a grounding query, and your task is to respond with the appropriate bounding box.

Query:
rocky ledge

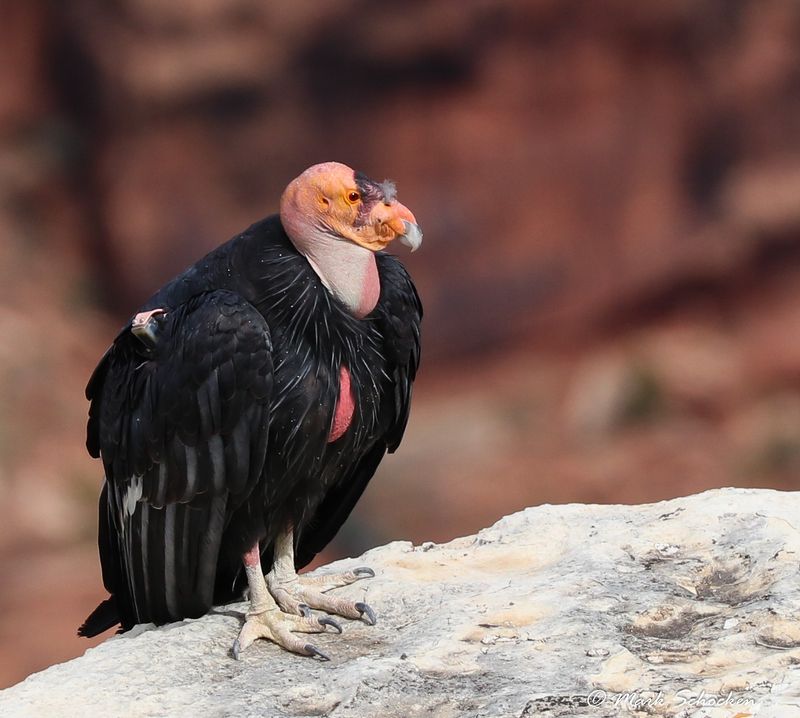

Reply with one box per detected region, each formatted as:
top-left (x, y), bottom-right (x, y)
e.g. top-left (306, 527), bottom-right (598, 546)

top-left (2, 488), bottom-right (800, 717)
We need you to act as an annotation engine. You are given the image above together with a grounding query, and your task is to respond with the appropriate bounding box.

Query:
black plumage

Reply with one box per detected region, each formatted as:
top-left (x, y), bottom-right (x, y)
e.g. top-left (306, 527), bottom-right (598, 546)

top-left (79, 213), bottom-right (421, 636)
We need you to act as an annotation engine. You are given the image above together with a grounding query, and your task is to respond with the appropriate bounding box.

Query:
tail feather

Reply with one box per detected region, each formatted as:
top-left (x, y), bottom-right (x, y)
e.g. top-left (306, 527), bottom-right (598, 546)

top-left (78, 596), bottom-right (120, 637)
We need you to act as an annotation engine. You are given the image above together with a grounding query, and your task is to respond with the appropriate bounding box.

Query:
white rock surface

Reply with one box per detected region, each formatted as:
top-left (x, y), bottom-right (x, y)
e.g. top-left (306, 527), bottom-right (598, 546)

top-left (3, 488), bottom-right (800, 717)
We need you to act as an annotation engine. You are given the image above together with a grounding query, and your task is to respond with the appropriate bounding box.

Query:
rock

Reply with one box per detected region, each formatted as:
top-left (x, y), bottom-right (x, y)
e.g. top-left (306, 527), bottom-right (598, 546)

top-left (2, 488), bottom-right (800, 716)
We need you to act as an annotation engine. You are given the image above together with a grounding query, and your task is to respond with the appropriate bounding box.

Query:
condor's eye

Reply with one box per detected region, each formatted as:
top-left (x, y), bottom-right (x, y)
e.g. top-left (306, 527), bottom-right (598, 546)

top-left (346, 190), bottom-right (360, 204)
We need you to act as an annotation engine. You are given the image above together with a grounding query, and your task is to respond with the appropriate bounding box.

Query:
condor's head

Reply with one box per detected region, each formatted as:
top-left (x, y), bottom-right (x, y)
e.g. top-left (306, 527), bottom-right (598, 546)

top-left (279, 162), bottom-right (422, 317)
top-left (280, 162), bottom-right (422, 256)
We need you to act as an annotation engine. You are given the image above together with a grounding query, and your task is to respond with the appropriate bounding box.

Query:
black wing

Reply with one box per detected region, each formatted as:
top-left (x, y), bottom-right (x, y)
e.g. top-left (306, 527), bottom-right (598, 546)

top-left (80, 290), bottom-right (272, 634)
top-left (294, 255), bottom-right (422, 568)
top-left (375, 254), bottom-right (423, 453)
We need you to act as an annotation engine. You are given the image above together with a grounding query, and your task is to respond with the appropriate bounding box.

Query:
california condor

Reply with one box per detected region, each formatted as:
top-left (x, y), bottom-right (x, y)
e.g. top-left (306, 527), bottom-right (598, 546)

top-left (79, 162), bottom-right (422, 660)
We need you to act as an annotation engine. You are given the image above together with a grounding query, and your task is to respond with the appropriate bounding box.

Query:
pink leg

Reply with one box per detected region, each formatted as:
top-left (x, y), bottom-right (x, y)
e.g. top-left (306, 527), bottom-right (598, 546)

top-left (231, 541), bottom-right (339, 660)
top-left (241, 542), bottom-right (272, 615)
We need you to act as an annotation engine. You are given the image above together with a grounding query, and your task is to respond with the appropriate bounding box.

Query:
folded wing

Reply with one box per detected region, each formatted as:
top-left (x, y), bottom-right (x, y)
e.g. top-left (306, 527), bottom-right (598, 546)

top-left (82, 290), bottom-right (272, 632)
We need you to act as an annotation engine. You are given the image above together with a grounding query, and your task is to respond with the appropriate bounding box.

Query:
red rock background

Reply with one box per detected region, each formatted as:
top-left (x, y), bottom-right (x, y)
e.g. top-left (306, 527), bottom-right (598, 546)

top-left (3, 0), bottom-right (800, 688)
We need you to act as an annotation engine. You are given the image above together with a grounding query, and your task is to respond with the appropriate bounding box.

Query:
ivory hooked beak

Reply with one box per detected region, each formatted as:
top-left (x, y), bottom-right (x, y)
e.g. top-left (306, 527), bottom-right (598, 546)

top-left (398, 221), bottom-right (423, 252)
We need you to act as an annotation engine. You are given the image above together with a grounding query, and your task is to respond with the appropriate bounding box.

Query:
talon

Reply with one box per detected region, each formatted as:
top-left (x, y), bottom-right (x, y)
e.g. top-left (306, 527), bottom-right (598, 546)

top-left (260, 528), bottom-right (378, 646)
top-left (318, 616), bottom-right (342, 634)
top-left (305, 643), bottom-right (330, 661)
top-left (232, 638), bottom-right (242, 661)
top-left (355, 601), bottom-right (377, 626)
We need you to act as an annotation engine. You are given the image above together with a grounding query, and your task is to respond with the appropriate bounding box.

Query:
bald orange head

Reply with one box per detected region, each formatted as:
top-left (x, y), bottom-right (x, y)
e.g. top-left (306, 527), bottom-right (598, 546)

top-left (280, 162), bottom-right (422, 253)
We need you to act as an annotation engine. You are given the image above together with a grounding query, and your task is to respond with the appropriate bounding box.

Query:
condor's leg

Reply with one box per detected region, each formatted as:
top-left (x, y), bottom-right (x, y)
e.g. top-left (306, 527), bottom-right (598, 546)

top-left (232, 542), bottom-right (340, 660)
top-left (266, 525), bottom-right (377, 625)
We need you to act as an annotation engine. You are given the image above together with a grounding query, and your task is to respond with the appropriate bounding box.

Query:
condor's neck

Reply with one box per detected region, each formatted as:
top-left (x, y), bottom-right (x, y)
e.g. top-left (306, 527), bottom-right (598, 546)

top-left (292, 230), bottom-right (380, 319)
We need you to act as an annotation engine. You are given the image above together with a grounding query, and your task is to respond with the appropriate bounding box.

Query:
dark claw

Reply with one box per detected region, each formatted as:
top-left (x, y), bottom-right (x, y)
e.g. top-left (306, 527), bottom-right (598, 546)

top-left (231, 639), bottom-right (242, 661)
top-left (353, 566), bottom-right (375, 578)
top-left (298, 603), bottom-right (311, 618)
top-left (318, 616), bottom-right (343, 634)
top-left (355, 601), bottom-right (377, 626)
top-left (304, 643), bottom-right (330, 661)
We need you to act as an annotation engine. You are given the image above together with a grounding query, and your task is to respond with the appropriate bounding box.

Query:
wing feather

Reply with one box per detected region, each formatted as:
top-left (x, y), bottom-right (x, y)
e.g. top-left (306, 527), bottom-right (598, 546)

top-left (87, 290), bottom-right (272, 629)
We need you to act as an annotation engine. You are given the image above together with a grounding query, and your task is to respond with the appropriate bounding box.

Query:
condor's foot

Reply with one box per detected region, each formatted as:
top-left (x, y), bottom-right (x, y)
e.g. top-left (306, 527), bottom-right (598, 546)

top-left (267, 566), bottom-right (377, 626)
top-left (232, 607), bottom-right (341, 661)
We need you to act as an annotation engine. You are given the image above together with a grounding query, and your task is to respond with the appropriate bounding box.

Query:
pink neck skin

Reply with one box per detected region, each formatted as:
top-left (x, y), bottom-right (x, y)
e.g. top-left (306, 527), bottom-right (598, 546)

top-left (288, 225), bottom-right (380, 318)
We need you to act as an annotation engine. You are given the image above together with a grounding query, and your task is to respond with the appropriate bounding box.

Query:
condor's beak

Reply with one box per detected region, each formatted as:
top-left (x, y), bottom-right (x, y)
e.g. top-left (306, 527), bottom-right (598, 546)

top-left (398, 220), bottom-right (423, 252)
top-left (373, 199), bottom-right (422, 252)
